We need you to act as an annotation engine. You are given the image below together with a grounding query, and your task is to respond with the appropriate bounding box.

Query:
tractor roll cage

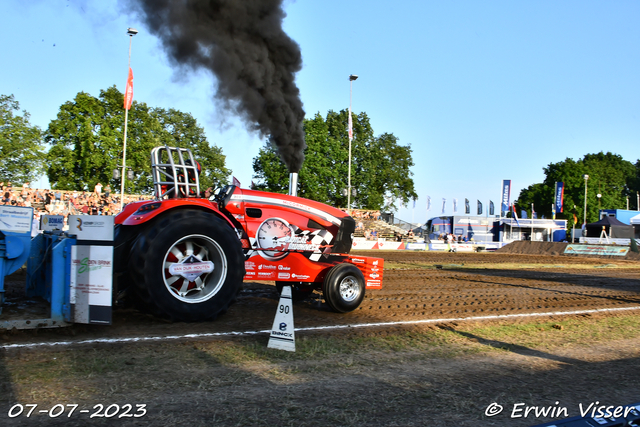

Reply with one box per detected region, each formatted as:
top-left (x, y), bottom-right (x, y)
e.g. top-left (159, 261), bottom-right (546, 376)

top-left (151, 146), bottom-right (201, 199)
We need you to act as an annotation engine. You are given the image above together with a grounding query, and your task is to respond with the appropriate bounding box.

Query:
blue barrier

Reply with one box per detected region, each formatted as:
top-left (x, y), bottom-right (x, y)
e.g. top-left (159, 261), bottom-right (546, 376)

top-left (0, 206), bottom-right (34, 315)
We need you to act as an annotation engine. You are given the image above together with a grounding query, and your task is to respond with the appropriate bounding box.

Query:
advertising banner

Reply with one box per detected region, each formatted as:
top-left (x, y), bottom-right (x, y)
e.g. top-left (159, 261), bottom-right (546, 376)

top-left (501, 180), bottom-right (511, 214)
top-left (352, 238), bottom-right (378, 250)
top-left (41, 215), bottom-right (64, 232)
top-left (555, 182), bottom-right (564, 213)
top-left (405, 242), bottom-right (427, 251)
top-left (70, 245), bottom-right (113, 324)
top-left (0, 206), bottom-right (33, 234)
top-left (68, 215), bottom-right (114, 241)
top-left (564, 245), bottom-right (629, 257)
top-left (377, 241), bottom-right (405, 250)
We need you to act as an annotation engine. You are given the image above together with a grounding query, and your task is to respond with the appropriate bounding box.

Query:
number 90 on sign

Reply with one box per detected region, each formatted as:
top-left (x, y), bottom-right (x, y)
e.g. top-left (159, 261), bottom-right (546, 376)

top-left (279, 304), bottom-right (290, 314)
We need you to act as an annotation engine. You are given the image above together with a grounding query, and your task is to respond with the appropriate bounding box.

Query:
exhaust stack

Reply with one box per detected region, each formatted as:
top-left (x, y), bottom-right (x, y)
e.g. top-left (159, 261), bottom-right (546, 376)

top-left (288, 172), bottom-right (298, 197)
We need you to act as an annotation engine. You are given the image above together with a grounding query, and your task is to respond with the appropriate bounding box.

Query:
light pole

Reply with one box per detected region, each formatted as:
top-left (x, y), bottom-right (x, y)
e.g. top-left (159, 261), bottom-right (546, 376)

top-left (120, 27), bottom-right (138, 211)
top-left (583, 174), bottom-right (589, 226)
top-left (347, 74), bottom-right (358, 211)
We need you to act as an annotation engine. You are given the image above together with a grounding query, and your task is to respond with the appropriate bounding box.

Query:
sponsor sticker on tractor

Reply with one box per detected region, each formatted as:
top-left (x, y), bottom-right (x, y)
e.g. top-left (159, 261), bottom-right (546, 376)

top-left (168, 257), bottom-right (215, 282)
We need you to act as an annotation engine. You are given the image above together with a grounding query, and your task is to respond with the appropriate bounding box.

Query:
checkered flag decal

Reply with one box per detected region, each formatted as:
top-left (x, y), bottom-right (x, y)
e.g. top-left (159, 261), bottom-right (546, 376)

top-left (246, 226), bottom-right (334, 261)
top-left (298, 229), bottom-right (334, 261)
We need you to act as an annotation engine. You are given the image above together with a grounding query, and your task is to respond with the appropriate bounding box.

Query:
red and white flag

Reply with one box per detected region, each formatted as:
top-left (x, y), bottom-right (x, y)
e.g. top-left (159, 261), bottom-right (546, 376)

top-left (348, 107), bottom-right (353, 141)
top-left (124, 67), bottom-right (134, 110)
top-left (232, 176), bottom-right (241, 187)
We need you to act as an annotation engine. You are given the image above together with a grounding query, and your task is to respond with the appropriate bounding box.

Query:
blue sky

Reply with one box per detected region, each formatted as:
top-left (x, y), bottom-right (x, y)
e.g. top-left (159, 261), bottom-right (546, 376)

top-left (1, 0), bottom-right (639, 225)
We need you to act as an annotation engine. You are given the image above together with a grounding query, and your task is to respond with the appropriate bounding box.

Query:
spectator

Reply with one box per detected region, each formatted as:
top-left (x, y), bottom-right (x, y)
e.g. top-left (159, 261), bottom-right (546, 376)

top-left (94, 182), bottom-right (102, 197)
top-left (104, 184), bottom-right (111, 199)
top-left (31, 212), bottom-right (40, 237)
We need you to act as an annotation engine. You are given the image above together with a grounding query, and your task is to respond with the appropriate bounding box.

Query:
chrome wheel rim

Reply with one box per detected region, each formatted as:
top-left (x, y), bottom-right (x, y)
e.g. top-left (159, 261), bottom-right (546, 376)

top-left (162, 234), bottom-right (228, 304)
top-left (339, 275), bottom-right (361, 302)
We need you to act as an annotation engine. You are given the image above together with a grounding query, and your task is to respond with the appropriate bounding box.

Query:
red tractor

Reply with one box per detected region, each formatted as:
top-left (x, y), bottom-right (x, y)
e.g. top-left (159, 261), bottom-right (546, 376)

top-left (114, 146), bottom-right (384, 322)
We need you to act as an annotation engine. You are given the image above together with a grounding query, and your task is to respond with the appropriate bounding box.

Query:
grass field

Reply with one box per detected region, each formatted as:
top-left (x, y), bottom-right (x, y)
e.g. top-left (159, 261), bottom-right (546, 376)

top-left (2, 312), bottom-right (640, 426)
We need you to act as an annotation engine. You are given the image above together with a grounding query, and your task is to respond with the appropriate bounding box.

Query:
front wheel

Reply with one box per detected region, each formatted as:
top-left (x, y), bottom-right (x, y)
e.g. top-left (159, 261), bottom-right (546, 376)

top-left (130, 209), bottom-right (245, 321)
top-left (322, 263), bottom-right (366, 313)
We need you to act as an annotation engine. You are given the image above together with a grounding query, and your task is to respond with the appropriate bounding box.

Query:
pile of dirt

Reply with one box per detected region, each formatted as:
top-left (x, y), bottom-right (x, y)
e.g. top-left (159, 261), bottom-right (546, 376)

top-left (498, 240), bottom-right (640, 261)
top-left (497, 241), bottom-right (569, 256)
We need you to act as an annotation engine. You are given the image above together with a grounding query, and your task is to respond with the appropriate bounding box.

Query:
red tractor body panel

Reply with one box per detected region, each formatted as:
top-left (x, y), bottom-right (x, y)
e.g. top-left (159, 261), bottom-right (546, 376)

top-left (115, 198), bottom-right (235, 228)
top-left (116, 186), bottom-right (384, 290)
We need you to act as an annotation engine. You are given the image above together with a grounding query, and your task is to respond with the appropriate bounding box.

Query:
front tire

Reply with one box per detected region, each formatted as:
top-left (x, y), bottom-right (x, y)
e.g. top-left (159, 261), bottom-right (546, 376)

top-left (131, 209), bottom-right (245, 321)
top-left (322, 263), bottom-right (365, 313)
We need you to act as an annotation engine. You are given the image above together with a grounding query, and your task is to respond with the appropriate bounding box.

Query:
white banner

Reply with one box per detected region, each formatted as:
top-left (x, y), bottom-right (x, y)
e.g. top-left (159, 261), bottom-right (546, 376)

top-left (68, 215), bottom-right (114, 241)
top-left (70, 245), bottom-right (113, 324)
top-left (0, 206), bottom-right (32, 234)
top-left (41, 215), bottom-right (64, 232)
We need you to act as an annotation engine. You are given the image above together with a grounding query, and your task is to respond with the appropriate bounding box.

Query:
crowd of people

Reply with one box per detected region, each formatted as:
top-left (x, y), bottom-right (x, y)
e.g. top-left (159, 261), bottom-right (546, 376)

top-left (3, 183), bottom-right (418, 242)
top-left (345, 209), bottom-right (382, 220)
top-left (0, 182), bottom-right (153, 222)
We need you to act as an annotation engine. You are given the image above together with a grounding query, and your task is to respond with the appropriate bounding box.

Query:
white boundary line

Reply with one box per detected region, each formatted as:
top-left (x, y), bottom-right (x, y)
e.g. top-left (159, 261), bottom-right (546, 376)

top-left (3, 305), bottom-right (640, 350)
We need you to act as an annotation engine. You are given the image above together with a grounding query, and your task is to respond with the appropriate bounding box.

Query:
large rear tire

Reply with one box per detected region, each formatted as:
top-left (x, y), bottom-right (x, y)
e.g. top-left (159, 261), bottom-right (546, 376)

top-left (130, 209), bottom-right (245, 322)
top-left (322, 263), bottom-right (365, 313)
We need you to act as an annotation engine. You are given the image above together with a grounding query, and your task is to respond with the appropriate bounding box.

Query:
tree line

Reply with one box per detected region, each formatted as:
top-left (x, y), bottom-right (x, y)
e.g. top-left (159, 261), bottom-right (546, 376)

top-left (6, 86), bottom-right (636, 222)
top-left (516, 152), bottom-right (640, 227)
top-left (1, 89), bottom-right (417, 211)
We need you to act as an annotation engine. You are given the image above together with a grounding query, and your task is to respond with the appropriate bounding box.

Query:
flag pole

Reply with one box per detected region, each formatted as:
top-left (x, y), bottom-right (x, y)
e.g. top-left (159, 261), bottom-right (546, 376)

top-left (120, 28), bottom-right (137, 211)
top-left (347, 74), bottom-right (358, 211)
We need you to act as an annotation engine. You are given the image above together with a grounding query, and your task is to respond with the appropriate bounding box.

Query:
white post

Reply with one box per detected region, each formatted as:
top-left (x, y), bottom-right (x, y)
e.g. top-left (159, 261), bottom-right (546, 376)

top-left (531, 203), bottom-right (534, 242)
top-left (583, 174), bottom-right (589, 227)
top-left (120, 30), bottom-right (136, 211)
top-left (347, 74), bottom-right (358, 211)
top-left (348, 80), bottom-right (353, 210)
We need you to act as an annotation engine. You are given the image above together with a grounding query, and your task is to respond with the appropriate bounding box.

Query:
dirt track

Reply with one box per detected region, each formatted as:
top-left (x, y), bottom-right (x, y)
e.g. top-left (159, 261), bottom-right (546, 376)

top-left (2, 248), bottom-right (640, 345)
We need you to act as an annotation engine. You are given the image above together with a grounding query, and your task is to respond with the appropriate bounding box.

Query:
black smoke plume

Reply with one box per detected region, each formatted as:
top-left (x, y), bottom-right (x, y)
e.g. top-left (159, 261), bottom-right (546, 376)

top-left (131, 0), bottom-right (306, 172)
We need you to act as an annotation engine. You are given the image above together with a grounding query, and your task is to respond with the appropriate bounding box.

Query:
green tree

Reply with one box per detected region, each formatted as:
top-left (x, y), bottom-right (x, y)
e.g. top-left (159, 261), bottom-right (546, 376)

top-left (46, 86), bottom-right (230, 193)
top-left (0, 94), bottom-right (45, 184)
top-left (252, 109), bottom-right (417, 210)
top-left (516, 152), bottom-right (636, 228)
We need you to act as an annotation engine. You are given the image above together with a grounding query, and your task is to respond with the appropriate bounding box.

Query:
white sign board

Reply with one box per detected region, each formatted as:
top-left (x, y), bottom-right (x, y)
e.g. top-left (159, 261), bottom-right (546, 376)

top-left (267, 285), bottom-right (295, 352)
top-left (0, 206), bottom-right (33, 234)
top-left (70, 245), bottom-right (113, 324)
top-left (41, 215), bottom-right (65, 232)
top-left (68, 215), bottom-right (114, 241)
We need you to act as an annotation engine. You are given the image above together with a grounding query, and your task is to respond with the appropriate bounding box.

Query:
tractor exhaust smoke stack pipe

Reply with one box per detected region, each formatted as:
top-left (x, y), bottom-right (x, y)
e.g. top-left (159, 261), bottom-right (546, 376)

top-left (289, 173), bottom-right (298, 197)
